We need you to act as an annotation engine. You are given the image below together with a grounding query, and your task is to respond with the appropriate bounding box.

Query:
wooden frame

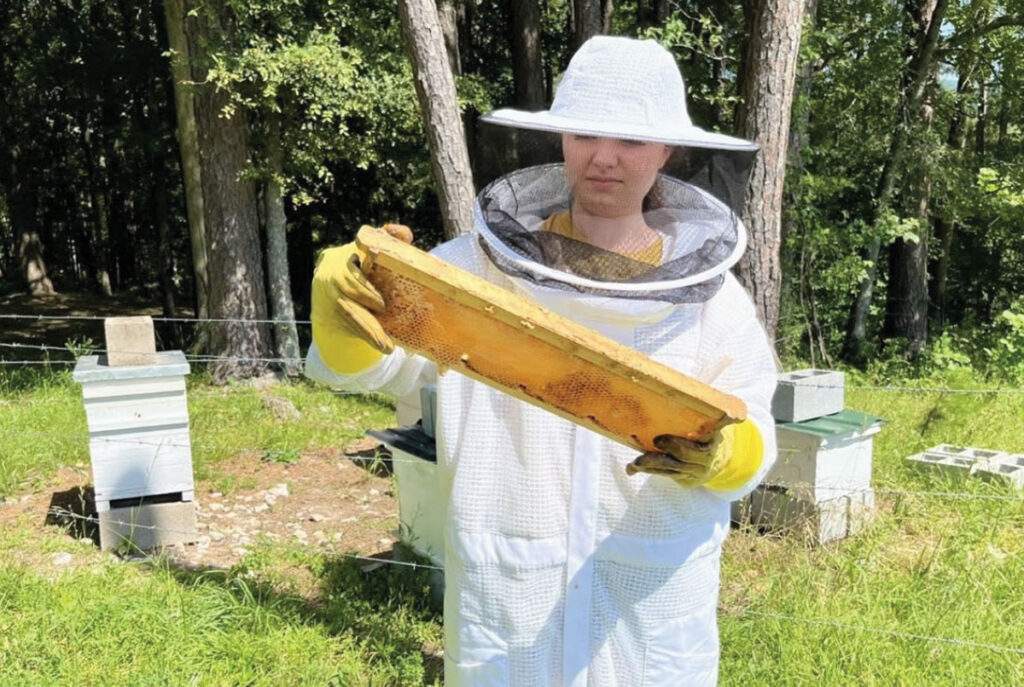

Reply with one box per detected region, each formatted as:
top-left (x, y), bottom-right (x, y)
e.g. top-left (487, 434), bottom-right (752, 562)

top-left (357, 227), bottom-right (745, 452)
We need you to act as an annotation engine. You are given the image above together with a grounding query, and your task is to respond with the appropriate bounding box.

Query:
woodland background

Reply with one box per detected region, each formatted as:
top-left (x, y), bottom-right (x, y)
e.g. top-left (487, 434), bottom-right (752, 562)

top-left (2, 0), bottom-right (1023, 381)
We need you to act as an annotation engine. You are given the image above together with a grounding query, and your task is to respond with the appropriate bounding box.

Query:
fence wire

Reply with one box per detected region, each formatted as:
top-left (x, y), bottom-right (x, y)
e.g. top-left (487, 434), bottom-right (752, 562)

top-left (1, 424), bottom-right (1022, 503)
top-left (4, 316), bottom-right (1024, 665)
top-left (32, 508), bottom-right (1024, 659)
top-left (2, 337), bottom-right (1024, 395)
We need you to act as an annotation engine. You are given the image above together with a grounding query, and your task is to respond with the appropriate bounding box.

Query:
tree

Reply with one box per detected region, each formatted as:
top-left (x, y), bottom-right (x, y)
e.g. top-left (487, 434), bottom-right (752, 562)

top-left (263, 112), bottom-right (301, 374)
top-left (164, 0), bottom-right (210, 323)
top-left (164, 0), bottom-right (273, 380)
top-left (398, 0), bottom-right (476, 239)
top-left (511, 0), bottom-right (545, 109)
top-left (734, 0), bottom-right (806, 342)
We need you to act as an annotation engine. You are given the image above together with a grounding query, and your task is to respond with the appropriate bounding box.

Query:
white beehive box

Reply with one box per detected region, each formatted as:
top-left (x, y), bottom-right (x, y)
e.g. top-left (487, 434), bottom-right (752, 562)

top-left (367, 386), bottom-right (445, 607)
top-left (771, 369), bottom-right (845, 423)
top-left (391, 386), bottom-right (445, 567)
top-left (733, 409), bottom-right (883, 544)
top-left (769, 409), bottom-right (882, 502)
top-left (73, 351), bottom-right (194, 508)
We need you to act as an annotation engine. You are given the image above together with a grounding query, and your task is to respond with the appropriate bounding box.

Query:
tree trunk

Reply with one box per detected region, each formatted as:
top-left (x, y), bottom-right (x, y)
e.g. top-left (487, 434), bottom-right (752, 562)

top-left (734, 0), bottom-right (805, 343)
top-left (788, 0), bottom-right (820, 175)
top-left (975, 79), bottom-right (987, 156)
top-left (436, 0), bottom-right (461, 75)
top-left (929, 73), bottom-right (969, 328)
top-left (842, 0), bottom-right (948, 362)
top-left (18, 232), bottom-right (56, 296)
top-left (163, 0), bottom-right (210, 322)
top-left (264, 113), bottom-right (301, 375)
top-left (510, 0), bottom-right (545, 110)
top-left (573, 0), bottom-right (604, 49)
top-left (172, 0), bottom-right (273, 381)
top-left (398, 0), bottom-right (476, 239)
top-left (655, 0), bottom-right (670, 22)
top-left (883, 102), bottom-right (933, 355)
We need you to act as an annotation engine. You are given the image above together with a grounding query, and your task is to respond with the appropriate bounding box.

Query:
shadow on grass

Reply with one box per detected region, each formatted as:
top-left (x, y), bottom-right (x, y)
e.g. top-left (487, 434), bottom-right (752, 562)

top-left (45, 485), bottom-right (99, 544)
top-left (161, 543), bottom-right (444, 684)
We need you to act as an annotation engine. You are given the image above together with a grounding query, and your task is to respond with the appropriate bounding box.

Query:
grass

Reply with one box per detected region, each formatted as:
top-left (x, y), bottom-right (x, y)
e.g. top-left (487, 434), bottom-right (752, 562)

top-left (0, 368), bottom-right (395, 498)
top-left (2, 368), bottom-right (1023, 684)
top-left (719, 382), bottom-right (1024, 685)
top-left (0, 548), bottom-right (443, 685)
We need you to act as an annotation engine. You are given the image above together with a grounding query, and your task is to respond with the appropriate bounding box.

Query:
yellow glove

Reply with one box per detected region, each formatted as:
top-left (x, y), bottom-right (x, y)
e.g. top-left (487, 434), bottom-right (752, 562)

top-left (311, 224), bottom-right (413, 374)
top-left (626, 419), bottom-right (764, 490)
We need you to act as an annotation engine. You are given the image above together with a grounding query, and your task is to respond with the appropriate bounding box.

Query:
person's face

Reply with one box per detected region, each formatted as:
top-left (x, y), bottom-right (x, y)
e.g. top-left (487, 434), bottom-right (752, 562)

top-left (561, 134), bottom-right (672, 218)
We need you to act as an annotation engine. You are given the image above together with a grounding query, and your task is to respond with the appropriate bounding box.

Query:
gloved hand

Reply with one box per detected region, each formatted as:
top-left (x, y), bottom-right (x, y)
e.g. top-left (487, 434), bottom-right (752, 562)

top-left (311, 224), bottom-right (413, 374)
top-left (626, 419), bottom-right (764, 490)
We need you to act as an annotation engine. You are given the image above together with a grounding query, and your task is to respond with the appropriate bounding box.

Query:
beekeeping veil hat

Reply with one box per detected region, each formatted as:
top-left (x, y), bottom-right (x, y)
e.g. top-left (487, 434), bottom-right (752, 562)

top-left (474, 35), bottom-right (758, 304)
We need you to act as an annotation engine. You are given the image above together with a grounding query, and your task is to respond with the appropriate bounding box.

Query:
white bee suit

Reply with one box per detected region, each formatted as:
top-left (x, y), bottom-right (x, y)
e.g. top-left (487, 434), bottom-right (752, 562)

top-left (305, 181), bottom-right (777, 686)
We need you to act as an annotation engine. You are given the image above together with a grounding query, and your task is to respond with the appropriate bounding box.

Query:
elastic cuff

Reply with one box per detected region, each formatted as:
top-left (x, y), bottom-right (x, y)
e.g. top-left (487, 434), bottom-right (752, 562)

top-left (704, 419), bottom-right (764, 492)
top-left (312, 321), bottom-right (383, 374)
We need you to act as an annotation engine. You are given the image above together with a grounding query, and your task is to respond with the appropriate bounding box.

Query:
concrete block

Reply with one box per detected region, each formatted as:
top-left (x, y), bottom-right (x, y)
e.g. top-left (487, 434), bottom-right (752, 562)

top-left (104, 316), bottom-right (158, 367)
top-left (905, 445), bottom-right (1023, 488)
top-left (736, 486), bottom-right (875, 544)
top-left (98, 499), bottom-right (197, 551)
top-left (772, 369), bottom-right (844, 422)
top-left (976, 454), bottom-right (1024, 489)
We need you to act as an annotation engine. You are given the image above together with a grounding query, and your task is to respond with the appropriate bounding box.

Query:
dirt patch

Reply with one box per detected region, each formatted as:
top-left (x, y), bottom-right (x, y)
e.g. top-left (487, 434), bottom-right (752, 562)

top-left (1, 444), bottom-right (400, 573)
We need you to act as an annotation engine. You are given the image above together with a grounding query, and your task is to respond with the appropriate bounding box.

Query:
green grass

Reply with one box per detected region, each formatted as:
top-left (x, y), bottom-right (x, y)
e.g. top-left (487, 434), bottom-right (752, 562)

top-left (0, 547), bottom-right (443, 686)
top-left (0, 370), bottom-right (395, 498)
top-left (720, 383), bottom-right (1024, 685)
top-left (2, 369), bottom-right (1023, 684)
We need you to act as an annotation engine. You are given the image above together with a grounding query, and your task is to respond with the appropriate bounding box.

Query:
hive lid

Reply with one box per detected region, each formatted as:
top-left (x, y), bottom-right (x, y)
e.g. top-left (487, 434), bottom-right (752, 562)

top-left (73, 350), bottom-right (190, 383)
top-left (776, 409), bottom-right (883, 438)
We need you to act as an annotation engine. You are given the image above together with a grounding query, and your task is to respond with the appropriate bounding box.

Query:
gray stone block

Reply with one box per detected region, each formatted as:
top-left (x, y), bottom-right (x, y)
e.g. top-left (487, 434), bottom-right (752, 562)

top-left (104, 316), bottom-right (158, 367)
top-left (772, 369), bottom-right (845, 422)
top-left (905, 445), bottom-right (1024, 488)
top-left (98, 499), bottom-right (197, 551)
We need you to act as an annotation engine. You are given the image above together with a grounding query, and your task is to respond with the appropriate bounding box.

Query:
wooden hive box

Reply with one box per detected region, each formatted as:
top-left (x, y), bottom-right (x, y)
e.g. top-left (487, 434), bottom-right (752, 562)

top-left (356, 227), bottom-right (746, 452)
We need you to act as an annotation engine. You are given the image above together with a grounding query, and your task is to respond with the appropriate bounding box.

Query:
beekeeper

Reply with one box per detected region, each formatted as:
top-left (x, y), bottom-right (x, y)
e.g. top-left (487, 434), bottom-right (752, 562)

top-left (307, 35), bottom-right (777, 687)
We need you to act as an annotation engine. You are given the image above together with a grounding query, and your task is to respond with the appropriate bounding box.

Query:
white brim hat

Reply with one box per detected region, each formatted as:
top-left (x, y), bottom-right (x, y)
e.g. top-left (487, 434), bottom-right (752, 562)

top-left (480, 36), bottom-right (758, 152)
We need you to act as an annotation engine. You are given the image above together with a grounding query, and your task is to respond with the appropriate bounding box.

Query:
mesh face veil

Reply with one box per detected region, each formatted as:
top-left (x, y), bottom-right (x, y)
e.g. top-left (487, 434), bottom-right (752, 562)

top-left (471, 125), bottom-right (756, 304)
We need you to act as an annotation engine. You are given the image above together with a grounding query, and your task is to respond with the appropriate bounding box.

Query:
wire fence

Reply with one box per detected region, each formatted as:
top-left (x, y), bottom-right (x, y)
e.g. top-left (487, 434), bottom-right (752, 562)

top-left (3, 319), bottom-right (1024, 665)
top-left (2, 422), bottom-right (1024, 502)
top-left (3, 334), bottom-right (1024, 395)
top-left (30, 507), bottom-right (1024, 659)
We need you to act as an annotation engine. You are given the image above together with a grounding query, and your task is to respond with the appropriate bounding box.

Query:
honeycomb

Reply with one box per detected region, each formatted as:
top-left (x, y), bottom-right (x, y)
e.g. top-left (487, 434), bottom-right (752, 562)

top-left (359, 229), bottom-right (745, 452)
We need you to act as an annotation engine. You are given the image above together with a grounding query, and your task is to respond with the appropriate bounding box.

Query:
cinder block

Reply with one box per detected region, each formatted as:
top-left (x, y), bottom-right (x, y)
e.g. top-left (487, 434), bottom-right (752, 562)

top-left (737, 486), bottom-right (875, 544)
top-left (772, 369), bottom-right (845, 422)
top-left (98, 499), bottom-right (197, 551)
top-left (905, 445), bottom-right (1023, 488)
top-left (104, 316), bottom-right (158, 366)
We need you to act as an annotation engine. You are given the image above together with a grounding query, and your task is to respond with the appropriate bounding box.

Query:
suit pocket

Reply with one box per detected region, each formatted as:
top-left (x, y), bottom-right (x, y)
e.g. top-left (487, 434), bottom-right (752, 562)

top-left (642, 602), bottom-right (719, 687)
top-left (444, 621), bottom-right (510, 687)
